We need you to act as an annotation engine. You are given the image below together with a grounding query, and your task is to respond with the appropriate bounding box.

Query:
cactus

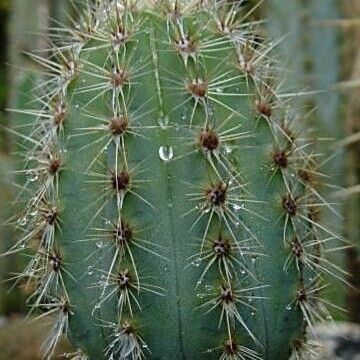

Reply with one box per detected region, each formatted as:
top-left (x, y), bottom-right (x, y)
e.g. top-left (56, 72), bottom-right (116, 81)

top-left (0, 155), bottom-right (15, 313)
top-left (0, 0), bottom-right (54, 315)
top-left (5, 1), bottom-right (347, 359)
top-left (342, 0), bottom-right (360, 323)
top-left (266, 0), bottom-right (347, 319)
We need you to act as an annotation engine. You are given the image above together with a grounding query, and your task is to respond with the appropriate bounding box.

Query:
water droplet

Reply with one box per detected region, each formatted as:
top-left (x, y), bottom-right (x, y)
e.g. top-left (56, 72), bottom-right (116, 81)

top-left (29, 199), bottom-right (37, 206)
top-left (286, 304), bottom-right (292, 311)
top-left (157, 116), bottom-right (169, 129)
top-left (18, 217), bottom-right (27, 226)
top-left (251, 310), bottom-right (256, 316)
top-left (159, 146), bottom-right (174, 162)
top-left (96, 241), bottom-right (105, 249)
top-left (168, 202), bottom-right (173, 208)
top-left (26, 170), bottom-right (38, 182)
top-left (192, 258), bottom-right (202, 267)
top-left (224, 145), bottom-right (233, 154)
top-left (75, 104), bottom-right (80, 109)
top-left (232, 203), bottom-right (244, 211)
top-left (142, 344), bottom-right (148, 349)
top-left (216, 88), bottom-right (223, 93)
top-left (87, 266), bottom-right (94, 275)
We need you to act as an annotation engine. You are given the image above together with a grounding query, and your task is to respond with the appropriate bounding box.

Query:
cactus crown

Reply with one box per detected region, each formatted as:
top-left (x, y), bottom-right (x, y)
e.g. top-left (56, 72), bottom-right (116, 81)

top-left (6, 1), bottom-right (346, 359)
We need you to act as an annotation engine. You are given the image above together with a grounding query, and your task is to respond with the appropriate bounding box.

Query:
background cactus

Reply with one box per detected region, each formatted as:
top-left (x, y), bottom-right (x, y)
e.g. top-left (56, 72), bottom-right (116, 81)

top-left (266, 0), bottom-right (347, 318)
top-left (342, 0), bottom-right (360, 324)
top-left (5, 1), bottom-right (348, 359)
top-left (0, 0), bottom-right (10, 314)
top-left (0, 0), bottom-right (53, 316)
top-left (0, 155), bottom-right (16, 314)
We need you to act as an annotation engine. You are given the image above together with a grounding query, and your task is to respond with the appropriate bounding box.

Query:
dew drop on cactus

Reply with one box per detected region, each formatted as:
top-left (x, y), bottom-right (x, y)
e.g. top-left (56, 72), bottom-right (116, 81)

top-left (158, 145), bottom-right (174, 162)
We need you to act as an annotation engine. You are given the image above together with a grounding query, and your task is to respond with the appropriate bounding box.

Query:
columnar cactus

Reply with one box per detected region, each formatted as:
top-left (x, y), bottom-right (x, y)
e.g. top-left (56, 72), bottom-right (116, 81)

top-left (6, 1), bottom-right (346, 359)
top-left (267, 0), bottom-right (347, 318)
top-left (1, 0), bottom-right (62, 315)
top-left (0, 155), bottom-right (14, 312)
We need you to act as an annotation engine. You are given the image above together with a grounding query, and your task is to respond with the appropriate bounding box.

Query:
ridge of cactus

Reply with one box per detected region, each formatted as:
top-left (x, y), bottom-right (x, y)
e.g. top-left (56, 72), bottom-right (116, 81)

top-left (4, 1), bottom-right (347, 359)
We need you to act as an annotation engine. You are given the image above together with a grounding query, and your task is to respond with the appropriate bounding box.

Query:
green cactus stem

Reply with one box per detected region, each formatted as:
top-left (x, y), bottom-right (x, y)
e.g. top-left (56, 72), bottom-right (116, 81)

top-left (6, 1), bottom-right (346, 359)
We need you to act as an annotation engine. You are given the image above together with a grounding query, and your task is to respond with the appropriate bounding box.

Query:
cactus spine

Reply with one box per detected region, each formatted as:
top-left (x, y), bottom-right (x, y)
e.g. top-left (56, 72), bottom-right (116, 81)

top-left (7, 1), bottom-right (345, 359)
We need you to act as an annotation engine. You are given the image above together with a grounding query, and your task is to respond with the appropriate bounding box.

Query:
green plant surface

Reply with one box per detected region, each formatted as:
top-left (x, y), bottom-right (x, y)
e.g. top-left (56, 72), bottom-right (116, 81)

top-left (59, 14), bottom-right (303, 357)
top-left (7, 2), bottom-right (346, 359)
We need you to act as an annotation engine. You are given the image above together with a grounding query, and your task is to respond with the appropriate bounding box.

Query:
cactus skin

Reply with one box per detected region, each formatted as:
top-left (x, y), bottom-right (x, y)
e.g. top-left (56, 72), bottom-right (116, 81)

top-left (7, 1), bottom-right (345, 359)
